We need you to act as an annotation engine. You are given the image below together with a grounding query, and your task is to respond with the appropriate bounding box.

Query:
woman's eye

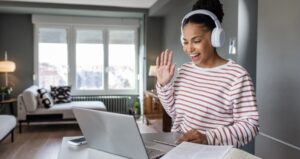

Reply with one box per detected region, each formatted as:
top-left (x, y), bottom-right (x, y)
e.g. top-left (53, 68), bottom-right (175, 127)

top-left (194, 40), bottom-right (201, 43)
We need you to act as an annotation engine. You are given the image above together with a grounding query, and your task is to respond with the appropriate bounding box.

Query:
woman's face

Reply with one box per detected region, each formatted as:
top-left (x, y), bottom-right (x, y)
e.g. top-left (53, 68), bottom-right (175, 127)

top-left (182, 22), bottom-right (215, 67)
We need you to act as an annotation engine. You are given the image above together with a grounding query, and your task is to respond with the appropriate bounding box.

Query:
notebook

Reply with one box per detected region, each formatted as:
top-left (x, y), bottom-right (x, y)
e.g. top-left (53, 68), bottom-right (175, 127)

top-left (161, 141), bottom-right (232, 159)
top-left (73, 108), bottom-right (166, 159)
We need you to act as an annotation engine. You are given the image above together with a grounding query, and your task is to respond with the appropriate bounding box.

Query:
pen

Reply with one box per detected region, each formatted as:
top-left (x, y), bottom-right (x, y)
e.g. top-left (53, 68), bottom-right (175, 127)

top-left (152, 140), bottom-right (177, 147)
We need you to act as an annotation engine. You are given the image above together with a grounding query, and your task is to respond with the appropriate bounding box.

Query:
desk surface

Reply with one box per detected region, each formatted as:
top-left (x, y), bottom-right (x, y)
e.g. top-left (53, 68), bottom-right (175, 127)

top-left (58, 133), bottom-right (261, 159)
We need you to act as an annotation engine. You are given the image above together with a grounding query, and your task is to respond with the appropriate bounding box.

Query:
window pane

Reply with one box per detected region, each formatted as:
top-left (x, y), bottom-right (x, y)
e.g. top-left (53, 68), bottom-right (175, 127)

top-left (108, 30), bottom-right (136, 89)
top-left (76, 30), bottom-right (104, 90)
top-left (38, 28), bottom-right (68, 88)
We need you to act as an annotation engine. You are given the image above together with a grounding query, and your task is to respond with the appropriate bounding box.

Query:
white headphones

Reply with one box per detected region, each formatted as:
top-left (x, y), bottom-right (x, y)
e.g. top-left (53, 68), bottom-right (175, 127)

top-left (181, 9), bottom-right (225, 48)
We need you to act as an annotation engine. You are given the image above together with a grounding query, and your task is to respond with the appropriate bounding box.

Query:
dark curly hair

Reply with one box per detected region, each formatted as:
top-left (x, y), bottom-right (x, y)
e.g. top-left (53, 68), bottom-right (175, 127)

top-left (182, 0), bottom-right (224, 31)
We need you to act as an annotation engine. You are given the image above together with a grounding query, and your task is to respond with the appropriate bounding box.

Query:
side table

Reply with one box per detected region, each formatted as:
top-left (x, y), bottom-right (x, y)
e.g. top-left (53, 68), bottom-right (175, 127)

top-left (144, 90), bottom-right (172, 132)
top-left (0, 98), bottom-right (17, 115)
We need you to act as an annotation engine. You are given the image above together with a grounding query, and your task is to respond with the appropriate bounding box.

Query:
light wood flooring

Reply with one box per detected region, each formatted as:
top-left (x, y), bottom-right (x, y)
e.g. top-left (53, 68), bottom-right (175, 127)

top-left (0, 119), bottom-right (162, 159)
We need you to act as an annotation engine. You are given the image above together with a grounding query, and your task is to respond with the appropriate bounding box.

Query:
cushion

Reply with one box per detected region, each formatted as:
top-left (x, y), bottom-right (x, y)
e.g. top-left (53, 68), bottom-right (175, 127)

top-left (53, 101), bottom-right (106, 110)
top-left (50, 86), bottom-right (72, 104)
top-left (22, 85), bottom-right (39, 112)
top-left (37, 88), bottom-right (54, 108)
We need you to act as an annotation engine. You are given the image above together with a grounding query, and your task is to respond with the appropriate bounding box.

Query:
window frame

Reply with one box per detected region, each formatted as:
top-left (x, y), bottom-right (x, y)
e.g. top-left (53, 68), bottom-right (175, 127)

top-left (71, 26), bottom-right (106, 95)
top-left (33, 16), bottom-right (140, 95)
top-left (33, 24), bottom-right (71, 89)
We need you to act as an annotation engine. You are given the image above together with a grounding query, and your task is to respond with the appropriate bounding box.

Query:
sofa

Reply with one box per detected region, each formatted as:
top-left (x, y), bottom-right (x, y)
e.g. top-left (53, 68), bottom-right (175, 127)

top-left (17, 85), bottom-right (106, 132)
top-left (0, 115), bottom-right (16, 142)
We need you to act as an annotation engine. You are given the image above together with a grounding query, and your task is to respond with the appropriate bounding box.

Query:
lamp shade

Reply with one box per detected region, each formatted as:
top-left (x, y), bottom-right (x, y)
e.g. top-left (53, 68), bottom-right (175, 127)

top-left (0, 61), bottom-right (16, 72)
top-left (148, 65), bottom-right (157, 77)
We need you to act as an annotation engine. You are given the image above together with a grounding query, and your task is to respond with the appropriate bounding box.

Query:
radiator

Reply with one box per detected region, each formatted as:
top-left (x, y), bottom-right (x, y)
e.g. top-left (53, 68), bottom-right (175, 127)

top-left (71, 96), bottom-right (130, 114)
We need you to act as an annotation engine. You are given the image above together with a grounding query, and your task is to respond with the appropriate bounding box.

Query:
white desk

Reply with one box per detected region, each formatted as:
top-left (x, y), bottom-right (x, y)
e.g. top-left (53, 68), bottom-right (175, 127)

top-left (58, 137), bottom-right (125, 159)
top-left (58, 133), bottom-right (261, 159)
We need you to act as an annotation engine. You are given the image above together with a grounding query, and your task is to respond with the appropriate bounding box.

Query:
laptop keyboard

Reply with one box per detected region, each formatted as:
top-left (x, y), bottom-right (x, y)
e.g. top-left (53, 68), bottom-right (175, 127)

top-left (146, 147), bottom-right (165, 159)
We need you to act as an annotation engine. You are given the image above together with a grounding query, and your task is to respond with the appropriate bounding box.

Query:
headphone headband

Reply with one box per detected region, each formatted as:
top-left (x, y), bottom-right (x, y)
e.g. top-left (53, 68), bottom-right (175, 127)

top-left (180, 9), bottom-right (225, 47)
top-left (181, 9), bottom-right (222, 32)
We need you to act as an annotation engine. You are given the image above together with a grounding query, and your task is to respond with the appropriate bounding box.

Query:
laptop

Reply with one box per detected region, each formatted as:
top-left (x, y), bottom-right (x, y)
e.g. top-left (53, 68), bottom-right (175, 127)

top-left (73, 108), bottom-right (166, 159)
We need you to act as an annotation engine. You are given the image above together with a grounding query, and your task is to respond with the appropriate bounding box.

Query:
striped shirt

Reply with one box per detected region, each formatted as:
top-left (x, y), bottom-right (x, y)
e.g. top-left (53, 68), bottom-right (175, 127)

top-left (156, 60), bottom-right (259, 147)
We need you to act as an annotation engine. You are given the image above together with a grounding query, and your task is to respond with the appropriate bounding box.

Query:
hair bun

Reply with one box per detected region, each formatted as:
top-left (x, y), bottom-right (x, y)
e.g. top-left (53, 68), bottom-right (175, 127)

top-left (192, 0), bottom-right (224, 22)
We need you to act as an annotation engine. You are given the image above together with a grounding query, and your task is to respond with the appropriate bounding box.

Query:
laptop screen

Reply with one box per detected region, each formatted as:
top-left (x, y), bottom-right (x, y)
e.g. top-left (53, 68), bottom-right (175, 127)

top-left (73, 108), bottom-right (149, 159)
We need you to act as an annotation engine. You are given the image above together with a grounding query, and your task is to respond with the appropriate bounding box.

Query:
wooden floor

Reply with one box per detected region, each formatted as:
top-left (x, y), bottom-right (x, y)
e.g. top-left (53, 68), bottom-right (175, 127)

top-left (0, 119), bottom-right (162, 159)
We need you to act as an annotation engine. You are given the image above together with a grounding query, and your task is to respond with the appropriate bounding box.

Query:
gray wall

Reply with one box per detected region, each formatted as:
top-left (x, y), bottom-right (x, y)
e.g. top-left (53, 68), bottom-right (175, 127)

top-left (237, 0), bottom-right (257, 84)
top-left (217, 0), bottom-right (238, 62)
top-left (0, 14), bottom-right (33, 97)
top-left (146, 17), bottom-right (163, 90)
top-left (162, 0), bottom-right (193, 71)
top-left (255, 0), bottom-right (300, 158)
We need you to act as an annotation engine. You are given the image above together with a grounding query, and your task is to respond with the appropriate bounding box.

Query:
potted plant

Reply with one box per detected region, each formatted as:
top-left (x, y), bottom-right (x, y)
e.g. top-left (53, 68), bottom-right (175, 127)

top-left (0, 86), bottom-right (13, 101)
top-left (133, 97), bottom-right (140, 115)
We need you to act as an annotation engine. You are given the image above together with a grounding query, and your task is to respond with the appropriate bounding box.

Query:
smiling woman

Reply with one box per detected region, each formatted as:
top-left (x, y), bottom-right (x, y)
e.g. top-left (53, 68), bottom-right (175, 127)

top-left (155, 0), bottom-right (259, 148)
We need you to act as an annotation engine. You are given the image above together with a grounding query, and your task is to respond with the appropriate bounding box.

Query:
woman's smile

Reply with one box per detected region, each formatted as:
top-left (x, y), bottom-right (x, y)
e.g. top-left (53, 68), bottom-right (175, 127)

top-left (190, 53), bottom-right (201, 61)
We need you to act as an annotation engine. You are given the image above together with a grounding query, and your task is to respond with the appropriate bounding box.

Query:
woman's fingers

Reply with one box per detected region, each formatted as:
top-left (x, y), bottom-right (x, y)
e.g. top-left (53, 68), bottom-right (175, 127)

top-left (160, 51), bottom-right (164, 66)
top-left (163, 49), bottom-right (169, 65)
top-left (176, 131), bottom-right (192, 143)
top-left (167, 50), bottom-right (173, 66)
top-left (157, 49), bottom-right (174, 69)
top-left (155, 49), bottom-right (174, 86)
top-left (176, 129), bottom-right (201, 143)
top-left (158, 49), bottom-right (173, 66)
top-left (190, 138), bottom-right (207, 144)
top-left (167, 51), bottom-right (173, 71)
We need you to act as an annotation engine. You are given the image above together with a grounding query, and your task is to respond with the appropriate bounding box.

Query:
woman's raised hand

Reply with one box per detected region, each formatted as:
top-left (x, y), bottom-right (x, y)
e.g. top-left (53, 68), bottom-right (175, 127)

top-left (156, 49), bottom-right (176, 86)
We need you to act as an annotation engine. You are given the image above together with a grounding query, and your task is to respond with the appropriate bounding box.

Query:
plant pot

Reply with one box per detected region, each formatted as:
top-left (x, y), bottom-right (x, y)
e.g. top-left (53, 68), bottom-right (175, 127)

top-left (0, 93), bottom-right (10, 101)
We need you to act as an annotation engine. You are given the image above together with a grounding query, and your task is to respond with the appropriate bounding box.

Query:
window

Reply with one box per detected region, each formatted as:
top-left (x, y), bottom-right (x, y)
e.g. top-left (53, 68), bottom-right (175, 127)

top-left (33, 15), bottom-right (140, 95)
top-left (38, 28), bottom-right (68, 88)
top-left (76, 29), bottom-right (104, 90)
top-left (108, 30), bottom-right (136, 90)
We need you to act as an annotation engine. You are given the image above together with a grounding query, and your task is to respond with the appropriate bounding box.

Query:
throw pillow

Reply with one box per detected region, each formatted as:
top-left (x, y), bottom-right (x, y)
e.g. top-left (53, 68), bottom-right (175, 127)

top-left (50, 86), bottom-right (72, 104)
top-left (37, 88), bottom-right (54, 108)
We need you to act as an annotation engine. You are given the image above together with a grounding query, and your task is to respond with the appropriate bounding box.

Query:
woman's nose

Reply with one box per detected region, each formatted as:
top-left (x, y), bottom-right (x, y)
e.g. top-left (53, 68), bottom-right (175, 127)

top-left (186, 43), bottom-right (195, 53)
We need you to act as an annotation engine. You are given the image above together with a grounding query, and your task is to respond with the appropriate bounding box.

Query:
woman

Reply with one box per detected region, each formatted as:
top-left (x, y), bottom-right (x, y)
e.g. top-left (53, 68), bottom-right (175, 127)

top-left (156, 0), bottom-right (259, 147)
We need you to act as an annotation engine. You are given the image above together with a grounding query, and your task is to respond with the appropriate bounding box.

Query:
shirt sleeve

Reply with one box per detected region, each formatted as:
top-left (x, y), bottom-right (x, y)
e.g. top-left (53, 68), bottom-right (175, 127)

top-left (156, 82), bottom-right (176, 119)
top-left (205, 73), bottom-right (259, 147)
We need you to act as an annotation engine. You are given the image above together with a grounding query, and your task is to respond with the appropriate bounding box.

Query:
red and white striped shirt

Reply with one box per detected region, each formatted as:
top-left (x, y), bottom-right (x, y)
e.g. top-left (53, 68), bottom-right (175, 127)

top-left (156, 60), bottom-right (259, 147)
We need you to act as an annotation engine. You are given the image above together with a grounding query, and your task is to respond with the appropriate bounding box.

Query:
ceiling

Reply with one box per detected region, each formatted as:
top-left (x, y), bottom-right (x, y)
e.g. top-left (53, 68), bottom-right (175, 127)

top-left (2, 0), bottom-right (159, 8)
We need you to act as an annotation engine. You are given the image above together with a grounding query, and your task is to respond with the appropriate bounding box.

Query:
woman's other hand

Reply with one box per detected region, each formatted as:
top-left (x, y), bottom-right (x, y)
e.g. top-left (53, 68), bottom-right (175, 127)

top-left (176, 129), bottom-right (208, 145)
top-left (156, 49), bottom-right (176, 86)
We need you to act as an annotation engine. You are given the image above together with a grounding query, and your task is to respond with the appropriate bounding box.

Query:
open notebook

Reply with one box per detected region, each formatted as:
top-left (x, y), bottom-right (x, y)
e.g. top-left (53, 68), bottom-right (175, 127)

top-left (161, 142), bottom-right (232, 159)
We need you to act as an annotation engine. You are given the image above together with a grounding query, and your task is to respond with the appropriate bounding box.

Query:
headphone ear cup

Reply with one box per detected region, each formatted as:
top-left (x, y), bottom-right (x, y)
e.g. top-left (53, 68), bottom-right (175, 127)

top-left (180, 34), bottom-right (184, 46)
top-left (211, 28), bottom-right (225, 47)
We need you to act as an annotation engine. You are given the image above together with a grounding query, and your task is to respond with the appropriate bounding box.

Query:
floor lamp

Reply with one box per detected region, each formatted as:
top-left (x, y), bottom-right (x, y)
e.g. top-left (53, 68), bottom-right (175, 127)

top-left (0, 51), bottom-right (16, 87)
